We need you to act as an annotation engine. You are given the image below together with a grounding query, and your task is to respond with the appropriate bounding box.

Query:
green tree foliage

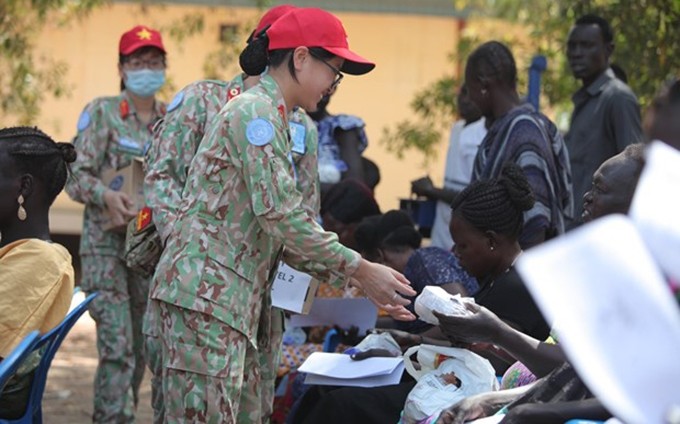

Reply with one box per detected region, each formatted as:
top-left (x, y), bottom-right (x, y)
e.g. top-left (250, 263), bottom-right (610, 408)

top-left (383, 0), bottom-right (680, 163)
top-left (0, 0), bottom-right (269, 124)
top-left (203, 0), bottom-right (271, 80)
top-left (0, 0), bottom-right (108, 124)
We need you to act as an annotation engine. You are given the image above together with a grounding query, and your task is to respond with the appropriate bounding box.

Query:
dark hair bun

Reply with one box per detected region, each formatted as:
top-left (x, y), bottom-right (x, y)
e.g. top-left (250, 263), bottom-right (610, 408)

top-left (57, 142), bottom-right (77, 163)
top-left (499, 163), bottom-right (534, 212)
top-left (239, 35), bottom-right (269, 76)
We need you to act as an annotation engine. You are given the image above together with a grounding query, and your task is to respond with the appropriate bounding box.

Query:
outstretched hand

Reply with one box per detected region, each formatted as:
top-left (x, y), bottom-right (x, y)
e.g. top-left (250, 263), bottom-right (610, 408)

top-left (437, 393), bottom-right (499, 424)
top-left (351, 260), bottom-right (416, 321)
top-left (433, 302), bottom-right (506, 345)
top-left (371, 328), bottom-right (423, 351)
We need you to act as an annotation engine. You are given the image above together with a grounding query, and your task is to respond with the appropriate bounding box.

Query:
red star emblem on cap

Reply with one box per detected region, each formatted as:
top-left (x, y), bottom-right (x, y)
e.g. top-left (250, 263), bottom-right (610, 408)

top-left (137, 28), bottom-right (152, 40)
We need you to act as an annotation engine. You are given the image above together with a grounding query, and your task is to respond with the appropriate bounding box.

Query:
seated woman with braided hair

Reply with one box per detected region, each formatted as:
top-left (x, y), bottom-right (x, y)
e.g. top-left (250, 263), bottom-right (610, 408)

top-left (434, 144), bottom-right (647, 424)
top-left (354, 209), bottom-right (478, 334)
top-left (290, 164), bottom-right (549, 424)
top-left (0, 126), bottom-right (77, 419)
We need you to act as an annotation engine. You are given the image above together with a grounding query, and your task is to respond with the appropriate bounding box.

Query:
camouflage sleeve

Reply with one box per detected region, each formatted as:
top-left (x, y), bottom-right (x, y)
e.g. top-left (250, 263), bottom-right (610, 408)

top-left (231, 106), bottom-right (360, 288)
top-left (65, 100), bottom-right (109, 207)
top-left (295, 113), bottom-right (321, 216)
top-left (282, 113), bottom-right (328, 275)
top-left (145, 85), bottom-right (208, 242)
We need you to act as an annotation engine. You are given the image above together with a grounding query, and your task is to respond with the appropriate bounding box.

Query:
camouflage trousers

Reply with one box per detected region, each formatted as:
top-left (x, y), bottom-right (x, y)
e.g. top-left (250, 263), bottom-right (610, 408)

top-left (81, 255), bottom-right (149, 423)
top-left (145, 300), bottom-right (283, 423)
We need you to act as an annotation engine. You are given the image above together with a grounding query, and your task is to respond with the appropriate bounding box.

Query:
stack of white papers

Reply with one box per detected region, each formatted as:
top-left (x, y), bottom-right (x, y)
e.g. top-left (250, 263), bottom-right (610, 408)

top-left (515, 141), bottom-right (680, 424)
top-left (518, 216), bottom-right (680, 423)
top-left (298, 352), bottom-right (404, 388)
top-left (629, 142), bottom-right (680, 281)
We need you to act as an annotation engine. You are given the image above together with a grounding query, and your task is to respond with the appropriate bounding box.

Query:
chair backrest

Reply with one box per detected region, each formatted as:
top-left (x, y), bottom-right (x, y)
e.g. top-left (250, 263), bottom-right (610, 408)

top-left (0, 292), bottom-right (98, 424)
top-left (0, 331), bottom-right (41, 393)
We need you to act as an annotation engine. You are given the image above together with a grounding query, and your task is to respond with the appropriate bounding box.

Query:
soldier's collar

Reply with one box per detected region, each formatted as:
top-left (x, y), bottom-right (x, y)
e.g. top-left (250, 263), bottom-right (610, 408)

top-left (120, 91), bottom-right (166, 120)
top-left (259, 74), bottom-right (287, 116)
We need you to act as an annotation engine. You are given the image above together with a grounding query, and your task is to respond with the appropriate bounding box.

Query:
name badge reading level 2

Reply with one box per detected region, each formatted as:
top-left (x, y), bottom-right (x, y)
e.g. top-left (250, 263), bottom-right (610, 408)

top-left (271, 262), bottom-right (319, 314)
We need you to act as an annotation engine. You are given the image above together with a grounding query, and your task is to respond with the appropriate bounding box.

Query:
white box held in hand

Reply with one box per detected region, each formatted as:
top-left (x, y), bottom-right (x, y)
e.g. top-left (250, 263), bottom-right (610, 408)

top-left (414, 286), bottom-right (475, 325)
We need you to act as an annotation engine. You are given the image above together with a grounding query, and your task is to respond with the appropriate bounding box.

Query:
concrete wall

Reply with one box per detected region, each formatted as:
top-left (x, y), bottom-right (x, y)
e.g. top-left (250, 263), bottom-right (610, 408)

top-left (31, 2), bottom-right (462, 234)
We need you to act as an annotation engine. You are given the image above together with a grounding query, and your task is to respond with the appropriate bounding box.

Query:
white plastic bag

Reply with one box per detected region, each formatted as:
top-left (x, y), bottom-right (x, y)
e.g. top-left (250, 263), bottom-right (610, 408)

top-left (349, 332), bottom-right (402, 357)
top-left (414, 286), bottom-right (475, 325)
top-left (400, 345), bottom-right (499, 424)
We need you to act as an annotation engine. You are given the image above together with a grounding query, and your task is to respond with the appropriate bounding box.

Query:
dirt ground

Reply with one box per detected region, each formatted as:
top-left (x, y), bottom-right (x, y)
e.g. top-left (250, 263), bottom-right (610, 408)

top-left (42, 295), bottom-right (154, 423)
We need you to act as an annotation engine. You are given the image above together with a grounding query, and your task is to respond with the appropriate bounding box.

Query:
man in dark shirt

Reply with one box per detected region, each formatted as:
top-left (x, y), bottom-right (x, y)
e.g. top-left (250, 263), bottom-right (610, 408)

top-left (565, 14), bottom-right (642, 229)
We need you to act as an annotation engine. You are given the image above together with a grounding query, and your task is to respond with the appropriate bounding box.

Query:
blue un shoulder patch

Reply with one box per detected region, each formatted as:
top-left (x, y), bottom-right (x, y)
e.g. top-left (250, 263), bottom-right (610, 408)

top-left (246, 118), bottom-right (275, 146)
top-left (77, 110), bottom-right (91, 132)
top-left (167, 91), bottom-right (185, 113)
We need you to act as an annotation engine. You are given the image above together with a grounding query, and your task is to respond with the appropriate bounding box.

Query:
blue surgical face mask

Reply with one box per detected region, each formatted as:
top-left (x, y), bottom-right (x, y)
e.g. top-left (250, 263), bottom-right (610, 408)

top-left (124, 69), bottom-right (165, 98)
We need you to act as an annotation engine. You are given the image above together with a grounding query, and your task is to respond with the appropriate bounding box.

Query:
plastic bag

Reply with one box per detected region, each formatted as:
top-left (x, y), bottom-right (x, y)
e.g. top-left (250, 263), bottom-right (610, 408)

top-left (414, 286), bottom-right (475, 325)
top-left (345, 332), bottom-right (402, 357)
top-left (400, 345), bottom-right (499, 424)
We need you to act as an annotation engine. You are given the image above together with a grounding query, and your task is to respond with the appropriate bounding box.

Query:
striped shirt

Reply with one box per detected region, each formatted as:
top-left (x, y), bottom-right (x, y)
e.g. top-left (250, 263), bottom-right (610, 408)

top-left (472, 104), bottom-right (573, 248)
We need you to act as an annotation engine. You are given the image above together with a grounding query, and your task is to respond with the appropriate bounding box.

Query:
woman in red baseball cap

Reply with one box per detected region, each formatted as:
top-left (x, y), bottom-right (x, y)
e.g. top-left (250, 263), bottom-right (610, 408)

top-left (239, 6), bottom-right (375, 110)
top-left (118, 25), bottom-right (167, 98)
top-left (148, 7), bottom-right (415, 423)
top-left (64, 25), bottom-right (167, 423)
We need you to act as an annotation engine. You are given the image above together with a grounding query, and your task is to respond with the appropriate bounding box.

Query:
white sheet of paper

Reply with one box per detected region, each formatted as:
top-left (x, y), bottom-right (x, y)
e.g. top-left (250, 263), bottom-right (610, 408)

top-left (629, 141), bottom-right (680, 282)
top-left (270, 262), bottom-right (312, 313)
top-left (299, 352), bottom-right (404, 387)
top-left (289, 298), bottom-right (378, 334)
top-left (516, 215), bottom-right (680, 424)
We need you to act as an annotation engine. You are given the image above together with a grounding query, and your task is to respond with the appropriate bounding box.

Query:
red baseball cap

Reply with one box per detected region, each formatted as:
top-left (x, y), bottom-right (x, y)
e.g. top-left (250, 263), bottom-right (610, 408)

top-left (266, 8), bottom-right (375, 75)
top-left (119, 25), bottom-right (166, 55)
top-left (254, 4), bottom-right (297, 36)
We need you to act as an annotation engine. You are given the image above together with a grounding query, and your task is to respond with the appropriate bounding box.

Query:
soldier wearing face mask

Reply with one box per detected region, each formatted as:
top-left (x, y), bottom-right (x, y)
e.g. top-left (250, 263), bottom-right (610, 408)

top-left (65, 25), bottom-right (167, 423)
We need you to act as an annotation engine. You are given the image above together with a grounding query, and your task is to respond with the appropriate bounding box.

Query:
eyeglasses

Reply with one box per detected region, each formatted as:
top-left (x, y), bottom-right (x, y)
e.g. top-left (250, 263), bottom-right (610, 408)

top-left (309, 50), bottom-right (344, 91)
top-left (124, 58), bottom-right (165, 71)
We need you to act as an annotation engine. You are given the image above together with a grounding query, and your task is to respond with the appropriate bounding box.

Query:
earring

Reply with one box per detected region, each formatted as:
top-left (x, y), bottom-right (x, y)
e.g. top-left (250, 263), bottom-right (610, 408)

top-left (490, 245), bottom-right (495, 251)
top-left (481, 88), bottom-right (488, 96)
top-left (17, 195), bottom-right (27, 221)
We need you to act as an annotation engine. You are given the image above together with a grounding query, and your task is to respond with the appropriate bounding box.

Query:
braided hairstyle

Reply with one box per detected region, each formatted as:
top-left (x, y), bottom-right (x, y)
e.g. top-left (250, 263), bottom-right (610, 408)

top-left (451, 163), bottom-right (534, 239)
top-left (466, 41), bottom-right (517, 89)
top-left (0, 126), bottom-right (77, 205)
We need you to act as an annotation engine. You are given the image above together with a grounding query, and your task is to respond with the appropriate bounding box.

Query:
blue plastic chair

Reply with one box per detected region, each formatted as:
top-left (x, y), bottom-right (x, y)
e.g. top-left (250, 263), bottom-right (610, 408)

top-left (0, 331), bottom-right (41, 394)
top-left (0, 292), bottom-right (98, 424)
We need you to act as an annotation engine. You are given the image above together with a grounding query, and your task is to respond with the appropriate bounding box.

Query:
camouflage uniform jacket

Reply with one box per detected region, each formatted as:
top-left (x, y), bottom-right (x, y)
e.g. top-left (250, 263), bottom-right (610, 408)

top-left (145, 75), bottom-right (320, 244)
top-left (150, 74), bottom-right (359, 345)
top-left (66, 91), bottom-right (166, 256)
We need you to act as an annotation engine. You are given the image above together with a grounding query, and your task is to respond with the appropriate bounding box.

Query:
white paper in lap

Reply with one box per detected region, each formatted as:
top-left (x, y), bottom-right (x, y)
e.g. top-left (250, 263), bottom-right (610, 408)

top-left (516, 216), bottom-right (680, 424)
top-left (299, 352), bottom-right (405, 387)
top-left (629, 141), bottom-right (680, 282)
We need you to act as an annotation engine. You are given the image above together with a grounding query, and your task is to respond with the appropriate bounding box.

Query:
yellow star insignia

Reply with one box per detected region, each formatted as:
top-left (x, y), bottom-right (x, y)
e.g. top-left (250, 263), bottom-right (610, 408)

top-left (137, 28), bottom-right (152, 40)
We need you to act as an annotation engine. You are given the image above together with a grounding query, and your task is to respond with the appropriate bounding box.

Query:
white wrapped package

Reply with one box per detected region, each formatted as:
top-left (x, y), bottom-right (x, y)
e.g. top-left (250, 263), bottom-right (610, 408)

top-left (414, 286), bottom-right (475, 325)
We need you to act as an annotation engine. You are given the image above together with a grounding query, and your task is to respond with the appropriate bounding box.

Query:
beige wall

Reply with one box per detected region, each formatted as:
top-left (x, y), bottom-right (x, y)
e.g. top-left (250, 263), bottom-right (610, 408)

top-left (34, 3), bottom-right (460, 234)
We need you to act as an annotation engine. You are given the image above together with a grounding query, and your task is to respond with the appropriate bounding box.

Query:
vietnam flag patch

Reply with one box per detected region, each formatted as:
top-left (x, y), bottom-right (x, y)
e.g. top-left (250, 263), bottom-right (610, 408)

top-left (136, 206), bottom-right (153, 231)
